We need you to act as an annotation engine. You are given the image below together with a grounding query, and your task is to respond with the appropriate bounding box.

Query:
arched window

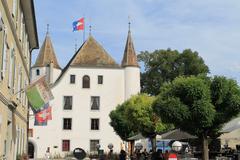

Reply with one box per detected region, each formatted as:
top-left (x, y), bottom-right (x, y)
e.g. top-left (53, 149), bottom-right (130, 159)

top-left (82, 75), bottom-right (90, 88)
top-left (36, 69), bottom-right (40, 76)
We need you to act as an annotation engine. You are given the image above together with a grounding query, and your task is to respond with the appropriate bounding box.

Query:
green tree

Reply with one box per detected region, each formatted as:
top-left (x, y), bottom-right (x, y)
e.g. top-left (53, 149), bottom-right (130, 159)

top-left (109, 104), bottom-right (137, 141)
top-left (153, 76), bottom-right (240, 160)
top-left (138, 49), bottom-right (209, 95)
top-left (110, 94), bottom-right (171, 152)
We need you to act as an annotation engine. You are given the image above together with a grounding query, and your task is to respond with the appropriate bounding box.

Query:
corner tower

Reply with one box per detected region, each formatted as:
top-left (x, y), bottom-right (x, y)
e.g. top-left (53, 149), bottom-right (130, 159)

top-left (31, 31), bottom-right (61, 84)
top-left (122, 24), bottom-right (140, 100)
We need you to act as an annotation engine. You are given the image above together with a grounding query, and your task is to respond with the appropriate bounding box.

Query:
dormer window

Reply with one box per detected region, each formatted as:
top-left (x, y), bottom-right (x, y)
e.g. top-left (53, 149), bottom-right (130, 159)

top-left (36, 69), bottom-right (40, 76)
top-left (82, 75), bottom-right (90, 88)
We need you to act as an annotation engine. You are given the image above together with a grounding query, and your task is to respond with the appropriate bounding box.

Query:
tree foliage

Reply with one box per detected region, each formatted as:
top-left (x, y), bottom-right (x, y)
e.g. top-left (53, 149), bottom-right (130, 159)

top-left (123, 94), bottom-right (170, 137)
top-left (109, 103), bottom-right (138, 141)
top-left (110, 94), bottom-right (171, 150)
top-left (153, 76), bottom-right (240, 160)
top-left (138, 49), bottom-right (209, 95)
top-left (209, 76), bottom-right (240, 136)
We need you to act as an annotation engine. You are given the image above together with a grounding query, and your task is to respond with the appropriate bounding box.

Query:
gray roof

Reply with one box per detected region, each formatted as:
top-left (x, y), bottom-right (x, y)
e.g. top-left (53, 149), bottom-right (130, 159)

top-left (21, 0), bottom-right (39, 50)
top-left (221, 117), bottom-right (240, 133)
top-left (159, 129), bottom-right (196, 140)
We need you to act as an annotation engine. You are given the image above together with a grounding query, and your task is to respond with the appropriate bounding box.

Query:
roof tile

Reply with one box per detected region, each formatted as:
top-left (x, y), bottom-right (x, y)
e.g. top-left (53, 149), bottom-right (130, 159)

top-left (32, 34), bottom-right (61, 69)
top-left (70, 35), bottom-right (119, 67)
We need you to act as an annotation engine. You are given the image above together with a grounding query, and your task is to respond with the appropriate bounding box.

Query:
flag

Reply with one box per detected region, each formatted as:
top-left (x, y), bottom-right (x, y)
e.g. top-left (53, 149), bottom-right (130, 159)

top-left (34, 103), bottom-right (52, 126)
top-left (73, 18), bottom-right (84, 31)
top-left (34, 116), bottom-right (47, 126)
top-left (26, 76), bottom-right (54, 111)
top-left (35, 106), bottom-right (52, 122)
top-left (46, 106), bottom-right (52, 120)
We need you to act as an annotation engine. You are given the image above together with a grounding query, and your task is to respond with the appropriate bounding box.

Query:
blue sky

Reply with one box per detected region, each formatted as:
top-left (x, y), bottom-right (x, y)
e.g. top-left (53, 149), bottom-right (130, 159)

top-left (32, 0), bottom-right (240, 82)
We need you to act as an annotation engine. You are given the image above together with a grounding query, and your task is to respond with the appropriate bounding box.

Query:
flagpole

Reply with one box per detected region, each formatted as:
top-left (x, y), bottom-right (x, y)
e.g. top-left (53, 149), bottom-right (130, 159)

top-left (75, 38), bottom-right (77, 53)
top-left (83, 16), bottom-right (85, 43)
top-left (89, 16), bottom-right (92, 36)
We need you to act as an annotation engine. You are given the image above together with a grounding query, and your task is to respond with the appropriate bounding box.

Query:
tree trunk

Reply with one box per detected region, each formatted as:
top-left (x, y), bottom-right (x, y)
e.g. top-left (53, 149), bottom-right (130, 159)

top-left (150, 136), bottom-right (157, 152)
top-left (130, 140), bottom-right (135, 156)
top-left (202, 135), bottom-right (209, 160)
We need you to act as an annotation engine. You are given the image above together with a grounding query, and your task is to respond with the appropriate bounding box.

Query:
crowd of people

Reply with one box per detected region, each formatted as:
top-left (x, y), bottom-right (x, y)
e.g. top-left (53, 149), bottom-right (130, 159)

top-left (105, 149), bottom-right (171, 160)
top-left (130, 149), bottom-right (170, 160)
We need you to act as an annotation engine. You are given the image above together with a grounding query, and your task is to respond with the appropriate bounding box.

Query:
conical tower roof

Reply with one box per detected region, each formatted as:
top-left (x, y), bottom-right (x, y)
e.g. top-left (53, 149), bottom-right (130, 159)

top-left (70, 35), bottom-right (119, 67)
top-left (33, 34), bottom-right (61, 69)
top-left (121, 30), bottom-right (139, 67)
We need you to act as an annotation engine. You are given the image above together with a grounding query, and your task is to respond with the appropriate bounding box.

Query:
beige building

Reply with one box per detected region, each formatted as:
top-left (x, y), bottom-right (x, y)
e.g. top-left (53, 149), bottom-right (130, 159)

top-left (0, 0), bottom-right (38, 159)
top-left (220, 117), bottom-right (240, 149)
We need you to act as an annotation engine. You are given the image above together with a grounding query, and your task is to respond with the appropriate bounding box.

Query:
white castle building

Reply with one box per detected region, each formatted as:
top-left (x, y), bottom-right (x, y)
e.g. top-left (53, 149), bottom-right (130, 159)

top-left (28, 28), bottom-right (140, 158)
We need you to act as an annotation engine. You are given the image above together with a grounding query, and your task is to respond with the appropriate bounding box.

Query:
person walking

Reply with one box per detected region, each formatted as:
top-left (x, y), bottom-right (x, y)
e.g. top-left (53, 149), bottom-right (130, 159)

top-left (164, 150), bottom-right (169, 160)
top-left (119, 150), bottom-right (127, 160)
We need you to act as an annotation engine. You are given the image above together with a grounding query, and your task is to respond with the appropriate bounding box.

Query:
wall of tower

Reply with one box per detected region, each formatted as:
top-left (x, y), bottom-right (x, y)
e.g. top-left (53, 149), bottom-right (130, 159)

top-left (124, 67), bottom-right (140, 100)
top-left (31, 67), bottom-right (61, 84)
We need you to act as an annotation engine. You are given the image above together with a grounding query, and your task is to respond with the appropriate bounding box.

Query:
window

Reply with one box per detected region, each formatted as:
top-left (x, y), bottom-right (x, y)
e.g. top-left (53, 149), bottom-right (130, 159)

top-left (24, 80), bottom-right (28, 105)
top-left (0, 15), bottom-right (3, 32)
top-left (62, 140), bottom-right (70, 151)
top-left (8, 47), bottom-right (14, 88)
top-left (98, 75), bottom-right (103, 84)
top-left (90, 140), bottom-right (99, 153)
top-left (63, 118), bottom-right (72, 130)
top-left (17, 66), bottom-right (22, 99)
top-left (91, 118), bottom-right (99, 130)
top-left (17, 127), bottom-right (20, 155)
top-left (4, 140), bottom-right (7, 156)
top-left (63, 96), bottom-right (72, 110)
top-left (91, 96), bottom-right (100, 110)
top-left (14, 60), bottom-right (17, 93)
top-left (82, 75), bottom-right (90, 88)
top-left (12, 56), bottom-right (16, 93)
top-left (12, 0), bottom-right (17, 17)
top-left (20, 12), bottom-right (23, 41)
top-left (1, 30), bottom-right (7, 79)
top-left (36, 69), bottom-right (40, 76)
top-left (0, 17), bottom-right (4, 79)
top-left (70, 75), bottom-right (75, 84)
top-left (28, 129), bottom-right (33, 137)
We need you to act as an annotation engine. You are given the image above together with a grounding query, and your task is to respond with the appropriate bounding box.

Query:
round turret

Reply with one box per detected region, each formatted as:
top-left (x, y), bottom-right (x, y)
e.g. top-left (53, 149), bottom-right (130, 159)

top-left (122, 29), bottom-right (140, 100)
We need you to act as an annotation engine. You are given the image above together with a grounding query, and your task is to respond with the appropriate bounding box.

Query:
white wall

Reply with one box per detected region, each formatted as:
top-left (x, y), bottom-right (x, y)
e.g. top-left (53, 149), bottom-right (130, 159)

top-left (30, 67), bottom-right (130, 158)
top-left (31, 67), bottom-right (61, 83)
top-left (124, 67), bottom-right (140, 100)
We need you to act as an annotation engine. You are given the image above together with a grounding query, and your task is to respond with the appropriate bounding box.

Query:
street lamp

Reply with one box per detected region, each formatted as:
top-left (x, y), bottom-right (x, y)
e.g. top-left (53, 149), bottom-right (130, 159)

top-left (108, 143), bottom-right (114, 150)
top-left (172, 141), bottom-right (182, 152)
top-left (107, 143), bottom-right (114, 160)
